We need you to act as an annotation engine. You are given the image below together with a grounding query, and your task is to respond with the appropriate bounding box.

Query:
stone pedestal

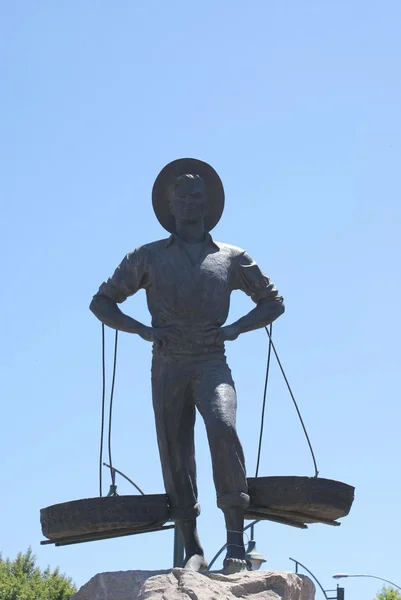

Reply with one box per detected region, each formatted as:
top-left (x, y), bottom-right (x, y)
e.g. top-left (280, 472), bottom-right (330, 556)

top-left (72, 568), bottom-right (315, 600)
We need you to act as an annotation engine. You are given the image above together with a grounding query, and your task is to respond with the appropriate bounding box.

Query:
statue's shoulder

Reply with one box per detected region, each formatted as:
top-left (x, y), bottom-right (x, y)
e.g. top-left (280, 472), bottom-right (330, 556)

top-left (140, 237), bottom-right (170, 250)
top-left (127, 238), bottom-right (170, 257)
top-left (213, 240), bottom-right (246, 257)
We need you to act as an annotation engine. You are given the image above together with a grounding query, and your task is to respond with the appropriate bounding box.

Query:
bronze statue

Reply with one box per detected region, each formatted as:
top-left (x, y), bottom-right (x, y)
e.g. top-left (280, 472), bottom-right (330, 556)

top-left (90, 158), bottom-right (285, 572)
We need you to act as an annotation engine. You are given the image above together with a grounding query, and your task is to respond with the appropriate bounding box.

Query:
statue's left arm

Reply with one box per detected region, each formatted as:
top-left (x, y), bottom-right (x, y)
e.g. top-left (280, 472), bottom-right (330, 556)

top-left (218, 251), bottom-right (284, 342)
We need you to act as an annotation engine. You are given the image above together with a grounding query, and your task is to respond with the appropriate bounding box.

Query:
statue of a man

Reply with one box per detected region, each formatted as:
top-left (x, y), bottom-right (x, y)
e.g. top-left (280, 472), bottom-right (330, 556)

top-left (90, 158), bottom-right (284, 572)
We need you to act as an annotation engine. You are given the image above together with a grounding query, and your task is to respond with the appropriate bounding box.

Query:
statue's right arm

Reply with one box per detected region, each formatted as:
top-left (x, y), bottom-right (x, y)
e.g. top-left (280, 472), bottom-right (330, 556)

top-left (89, 294), bottom-right (151, 339)
top-left (89, 248), bottom-right (153, 341)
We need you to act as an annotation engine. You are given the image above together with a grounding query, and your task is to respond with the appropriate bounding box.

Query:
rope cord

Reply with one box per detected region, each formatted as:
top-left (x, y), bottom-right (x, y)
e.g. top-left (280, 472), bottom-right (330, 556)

top-left (264, 326), bottom-right (319, 478)
top-left (254, 323), bottom-right (273, 478)
top-left (103, 462), bottom-right (146, 495)
top-left (99, 328), bottom-right (144, 497)
top-left (99, 324), bottom-right (106, 497)
top-left (107, 330), bottom-right (119, 491)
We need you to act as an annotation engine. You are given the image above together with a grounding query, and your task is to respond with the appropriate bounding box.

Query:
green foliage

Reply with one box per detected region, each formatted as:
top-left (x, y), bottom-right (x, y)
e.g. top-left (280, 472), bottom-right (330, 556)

top-left (0, 548), bottom-right (76, 600)
top-left (375, 586), bottom-right (401, 600)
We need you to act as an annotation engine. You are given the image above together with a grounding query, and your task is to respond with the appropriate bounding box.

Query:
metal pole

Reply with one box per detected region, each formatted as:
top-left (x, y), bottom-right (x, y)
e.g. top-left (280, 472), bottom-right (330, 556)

top-left (173, 526), bottom-right (185, 567)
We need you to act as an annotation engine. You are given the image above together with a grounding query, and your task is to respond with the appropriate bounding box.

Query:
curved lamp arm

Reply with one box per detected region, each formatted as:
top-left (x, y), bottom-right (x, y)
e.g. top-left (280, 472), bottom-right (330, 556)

top-left (291, 558), bottom-right (329, 599)
top-left (333, 574), bottom-right (401, 591)
top-left (208, 520), bottom-right (259, 570)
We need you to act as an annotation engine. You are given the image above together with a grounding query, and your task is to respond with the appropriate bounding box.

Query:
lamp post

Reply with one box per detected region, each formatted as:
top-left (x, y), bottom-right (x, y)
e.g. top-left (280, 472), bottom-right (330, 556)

top-left (290, 558), bottom-right (344, 600)
top-left (333, 573), bottom-right (401, 591)
top-left (173, 527), bottom-right (185, 567)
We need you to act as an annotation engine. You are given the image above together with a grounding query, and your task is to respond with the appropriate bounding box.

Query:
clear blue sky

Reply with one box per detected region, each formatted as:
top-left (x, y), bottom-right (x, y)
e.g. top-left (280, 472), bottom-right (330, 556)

top-left (1, 2), bottom-right (400, 598)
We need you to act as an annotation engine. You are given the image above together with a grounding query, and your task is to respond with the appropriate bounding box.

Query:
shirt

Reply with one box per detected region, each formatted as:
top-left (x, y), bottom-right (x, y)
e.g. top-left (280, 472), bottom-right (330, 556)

top-left (96, 233), bottom-right (283, 354)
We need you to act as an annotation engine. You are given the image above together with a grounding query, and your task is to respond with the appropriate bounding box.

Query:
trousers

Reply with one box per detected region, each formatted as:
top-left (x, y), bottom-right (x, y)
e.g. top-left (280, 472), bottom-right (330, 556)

top-left (151, 351), bottom-right (250, 521)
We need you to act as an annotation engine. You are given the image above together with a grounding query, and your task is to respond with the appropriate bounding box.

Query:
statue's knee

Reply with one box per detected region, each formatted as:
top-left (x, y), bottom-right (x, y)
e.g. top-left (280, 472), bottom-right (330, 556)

top-left (217, 492), bottom-right (250, 510)
top-left (169, 502), bottom-right (201, 520)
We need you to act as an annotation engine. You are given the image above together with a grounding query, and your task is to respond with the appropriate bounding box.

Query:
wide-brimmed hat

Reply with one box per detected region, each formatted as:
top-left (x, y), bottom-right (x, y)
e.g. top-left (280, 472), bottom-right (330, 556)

top-left (152, 158), bottom-right (225, 233)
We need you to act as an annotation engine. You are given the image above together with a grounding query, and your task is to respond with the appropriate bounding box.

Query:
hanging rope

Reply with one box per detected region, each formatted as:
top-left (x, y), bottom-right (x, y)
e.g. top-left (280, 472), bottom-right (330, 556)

top-left (103, 462), bottom-right (146, 495)
top-left (254, 324), bottom-right (273, 478)
top-left (99, 326), bottom-right (119, 497)
top-left (264, 326), bottom-right (319, 478)
top-left (99, 327), bottom-right (146, 497)
top-left (99, 324), bottom-right (106, 497)
top-left (107, 330), bottom-right (119, 491)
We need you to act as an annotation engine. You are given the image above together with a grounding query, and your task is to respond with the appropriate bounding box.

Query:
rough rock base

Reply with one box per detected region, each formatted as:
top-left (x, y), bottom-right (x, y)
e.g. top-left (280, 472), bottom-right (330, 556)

top-left (73, 568), bottom-right (315, 600)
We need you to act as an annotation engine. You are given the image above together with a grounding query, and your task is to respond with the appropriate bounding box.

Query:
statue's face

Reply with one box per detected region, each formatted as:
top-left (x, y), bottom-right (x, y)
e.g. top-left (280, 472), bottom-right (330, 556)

top-left (169, 176), bottom-right (208, 223)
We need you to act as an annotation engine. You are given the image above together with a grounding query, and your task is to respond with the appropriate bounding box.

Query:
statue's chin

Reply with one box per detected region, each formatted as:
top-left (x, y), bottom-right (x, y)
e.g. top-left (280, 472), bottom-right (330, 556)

top-left (180, 216), bottom-right (204, 224)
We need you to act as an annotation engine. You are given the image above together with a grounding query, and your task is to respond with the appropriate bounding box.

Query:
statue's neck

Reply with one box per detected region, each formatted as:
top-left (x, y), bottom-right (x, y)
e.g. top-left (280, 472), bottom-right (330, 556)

top-left (174, 220), bottom-right (206, 244)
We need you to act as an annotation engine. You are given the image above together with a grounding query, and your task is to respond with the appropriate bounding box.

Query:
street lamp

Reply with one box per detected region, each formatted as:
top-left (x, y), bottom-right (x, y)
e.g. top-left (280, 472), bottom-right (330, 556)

top-left (245, 540), bottom-right (266, 570)
top-left (245, 522), bottom-right (267, 570)
top-left (333, 573), bottom-right (401, 591)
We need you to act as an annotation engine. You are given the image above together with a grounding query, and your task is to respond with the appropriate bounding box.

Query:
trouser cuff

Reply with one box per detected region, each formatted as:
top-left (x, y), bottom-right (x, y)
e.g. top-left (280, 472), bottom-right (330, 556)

top-left (217, 492), bottom-right (250, 510)
top-left (169, 502), bottom-right (201, 520)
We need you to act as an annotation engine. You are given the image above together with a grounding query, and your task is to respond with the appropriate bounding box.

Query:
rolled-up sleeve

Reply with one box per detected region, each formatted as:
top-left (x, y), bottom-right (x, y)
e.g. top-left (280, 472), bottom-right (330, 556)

top-left (235, 252), bottom-right (284, 305)
top-left (95, 247), bottom-right (149, 303)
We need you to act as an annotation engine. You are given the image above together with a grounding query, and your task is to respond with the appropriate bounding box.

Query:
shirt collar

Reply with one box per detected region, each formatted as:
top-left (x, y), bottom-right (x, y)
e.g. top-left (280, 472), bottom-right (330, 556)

top-left (165, 232), bottom-right (219, 249)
